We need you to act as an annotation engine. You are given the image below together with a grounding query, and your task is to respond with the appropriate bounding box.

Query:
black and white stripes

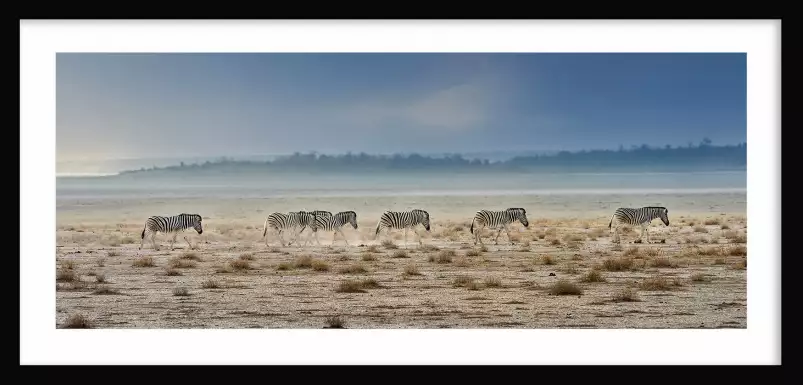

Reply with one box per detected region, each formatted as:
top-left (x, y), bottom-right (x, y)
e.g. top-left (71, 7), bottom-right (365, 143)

top-left (262, 211), bottom-right (317, 247)
top-left (140, 213), bottom-right (204, 250)
top-left (374, 209), bottom-right (431, 247)
top-left (470, 208), bottom-right (529, 245)
top-left (608, 206), bottom-right (670, 244)
top-left (303, 211), bottom-right (359, 246)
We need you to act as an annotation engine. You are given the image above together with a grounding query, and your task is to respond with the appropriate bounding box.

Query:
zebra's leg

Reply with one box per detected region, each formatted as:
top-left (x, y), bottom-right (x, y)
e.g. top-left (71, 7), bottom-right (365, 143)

top-left (403, 227), bottom-right (408, 248)
top-left (184, 236), bottom-right (192, 250)
top-left (493, 226), bottom-right (504, 245)
top-left (502, 224), bottom-right (514, 245)
top-left (170, 232), bottom-right (179, 250)
top-left (151, 231), bottom-right (159, 251)
top-left (476, 225), bottom-right (485, 246)
top-left (314, 230), bottom-right (322, 246)
top-left (140, 229), bottom-right (147, 250)
top-left (635, 225), bottom-right (645, 244)
top-left (277, 230), bottom-right (286, 247)
top-left (413, 227), bottom-right (423, 245)
top-left (335, 229), bottom-right (349, 246)
top-left (644, 224), bottom-right (650, 244)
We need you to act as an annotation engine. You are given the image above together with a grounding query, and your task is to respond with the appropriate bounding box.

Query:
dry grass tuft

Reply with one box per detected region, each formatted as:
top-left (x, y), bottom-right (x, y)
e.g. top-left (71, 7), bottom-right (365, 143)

top-left (479, 245), bottom-right (489, 252)
top-left (325, 316), bottom-right (345, 328)
top-left (452, 275), bottom-right (475, 288)
top-left (704, 218), bottom-right (721, 226)
top-left (639, 275), bottom-right (683, 291)
top-left (611, 288), bottom-right (640, 302)
top-left (691, 273), bottom-right (710, 282)
top-left (714, 258), bottom-right (726, 265)
top-left (730, 260), bottom-right (747, 270)
top-left (132, 256), bottom-right (155, 267)
top-left (62, 313), bottom-right (92, 329)
top-left (238, 253), bottom-right (255, 261)
top-left (361, 253), bottom-right (377, 261)
top-left (168, 257), bottom-right (197, 269)
top-left (366, 245), bottom-right (380, 253)
top-left (338, 263), bottom-right (367, 274)
top-left (61, 260), bottom-right (76, 270)
top-left (549, 280), bottom-right (583, 295)
top-left (602, 257), bottom-right (634, 271)
top-left (484, 276), bottom-right (502, 288)
top-left (391, 250), bottom-right (409, 258)
top-left (173, 287), bottom-right (190, 296)
top-left (95, 258), bottom-right (106, 267)
top-left (276, 262), bottom-right (293, 271)
top-left (92, 286), bottom-right (120, 295)
top-left (57, 268), bottom-right (77, 282)
top-left (430, 250), bottom-right (455, 264)
top-left (335, 278), bottom-right (381, 293)
top-left (726, 246), bottom-right (747, 256)
top-left (403, 264), bottom-right (421, 276)
top-left (580, 269), bottom-right (606, 283)
top-left (165, 268), bottom-right (183, 276)
top-left (549, 239), bottom-right (561, 246)
top-left (201, 279), bottom-right (221, 289)
top-left (381, 240), bottom-right (398, 249)
top-left (541, 255), bottom-right (555, 265)
top-left (311, 259), bottom-right (330, 271)
top-left (95, 273), bottom-right (106, 283)
top-left (106, 250), bottom-right (120, 257)
top-left (465, 249), bottom-right (481, 257)
top-left (650, 257), bottom-right (679, 268)
top-left (294, 255), bottom-right (313, 268)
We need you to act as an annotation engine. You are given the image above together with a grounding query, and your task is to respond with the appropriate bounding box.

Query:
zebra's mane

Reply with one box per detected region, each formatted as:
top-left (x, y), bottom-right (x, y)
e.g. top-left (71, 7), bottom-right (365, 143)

top-left (506, 207), bottom-right (526, 213)
top-left (338, 210), bottom-right (356, 216)
top-left (643, 206), bottom-right (667, 210)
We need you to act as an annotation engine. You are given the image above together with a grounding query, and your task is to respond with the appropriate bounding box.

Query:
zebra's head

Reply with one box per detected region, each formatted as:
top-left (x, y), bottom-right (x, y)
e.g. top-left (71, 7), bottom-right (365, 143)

top-left (189, 214), bottom-right (203, 234)
top-left (658, 207), bottom-right (669, 226)
top-left (507, 208), bottom-right (529, 228)
top-left (413, 209), bottom-right (431, 232)
top-left (340, 211), bottom-right (358, 229)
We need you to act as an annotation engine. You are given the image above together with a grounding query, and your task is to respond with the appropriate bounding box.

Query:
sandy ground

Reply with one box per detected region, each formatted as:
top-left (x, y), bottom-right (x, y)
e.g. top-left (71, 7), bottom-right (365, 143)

top-left (56, 199), bottom-right (747, 329)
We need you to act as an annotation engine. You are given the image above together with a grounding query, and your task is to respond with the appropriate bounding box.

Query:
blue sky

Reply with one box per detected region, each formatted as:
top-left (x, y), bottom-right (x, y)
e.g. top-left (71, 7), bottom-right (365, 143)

top-left (57, 53), bottom-right (746, 161)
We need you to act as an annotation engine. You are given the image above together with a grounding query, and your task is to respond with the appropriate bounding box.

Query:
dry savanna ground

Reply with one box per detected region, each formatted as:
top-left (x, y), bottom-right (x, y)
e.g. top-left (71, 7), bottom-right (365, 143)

top-left (56, 214), bottom-right (746, 329)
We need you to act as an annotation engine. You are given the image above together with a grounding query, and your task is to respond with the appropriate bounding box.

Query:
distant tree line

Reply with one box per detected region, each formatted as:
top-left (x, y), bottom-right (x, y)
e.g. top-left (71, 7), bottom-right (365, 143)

top-left (120, 139), bottom-right (746, 175)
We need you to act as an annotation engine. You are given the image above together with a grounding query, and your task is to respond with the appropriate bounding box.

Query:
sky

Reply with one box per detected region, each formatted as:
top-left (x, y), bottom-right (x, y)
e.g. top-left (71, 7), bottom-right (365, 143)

top-left (57, 53), bottom-right (746, 162)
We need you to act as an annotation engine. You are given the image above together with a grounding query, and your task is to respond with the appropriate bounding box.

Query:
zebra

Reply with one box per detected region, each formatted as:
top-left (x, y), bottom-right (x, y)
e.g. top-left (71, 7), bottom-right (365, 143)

top-left (470, 208), bottom-right (529, 246)
top-left (140, 213), bottom-right (203, 251)
top-left (262, 211), bottom-right (316, 247)
top-left (374, 209), bottom-right (431, 248)
top-left (292, 210), bottom-right (333, 246)
top-left (608, 206), bottom-right (670, 244)
top-left (302, 210), bottom-right (359, 246)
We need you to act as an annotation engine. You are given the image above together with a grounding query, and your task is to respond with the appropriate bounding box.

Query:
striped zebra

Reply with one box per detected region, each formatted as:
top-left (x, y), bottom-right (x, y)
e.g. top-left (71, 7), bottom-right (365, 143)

top-left (139, 213), bottom-right (203, 251)
top-left (262, 211), bottom-right (316, 247)
top-left (470, 208), bottom-right (529, 246)
top-left (302, 210), bottom-right (359, 246)
top-left (374, 209), bottom-right (431, 247)
top-left (608, 206), bottom-right (670, 244)
top-left (292, 210), bottom-right (333, 246)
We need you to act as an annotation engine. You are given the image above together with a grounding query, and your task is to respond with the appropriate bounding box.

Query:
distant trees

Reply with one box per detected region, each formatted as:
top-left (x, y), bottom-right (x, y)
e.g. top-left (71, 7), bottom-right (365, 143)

top-left (120, 140), bottom-right (746, 175)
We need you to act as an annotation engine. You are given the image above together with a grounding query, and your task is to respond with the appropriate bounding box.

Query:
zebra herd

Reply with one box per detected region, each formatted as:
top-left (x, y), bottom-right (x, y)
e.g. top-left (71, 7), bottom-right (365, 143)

top-left (139, 206), bottom-right (671, 251)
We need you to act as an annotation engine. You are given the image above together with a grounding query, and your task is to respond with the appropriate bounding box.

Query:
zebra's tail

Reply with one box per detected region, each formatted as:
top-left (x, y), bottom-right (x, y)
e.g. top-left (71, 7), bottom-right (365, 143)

top-left (262, 217), bottom-right (268, 238)
top-left (470, 217), bottom-right (475, 234)
top-left (141, 226), bottom-right (146, 239)
top-left (608, 214), bottom-right (614, 229)
top-left (374, 219), bottom-right (383, 239)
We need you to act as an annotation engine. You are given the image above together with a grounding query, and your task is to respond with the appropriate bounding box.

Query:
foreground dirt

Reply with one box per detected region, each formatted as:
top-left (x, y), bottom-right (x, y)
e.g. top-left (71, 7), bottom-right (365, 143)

top-left (56, 214), bottom-right (747, 329)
